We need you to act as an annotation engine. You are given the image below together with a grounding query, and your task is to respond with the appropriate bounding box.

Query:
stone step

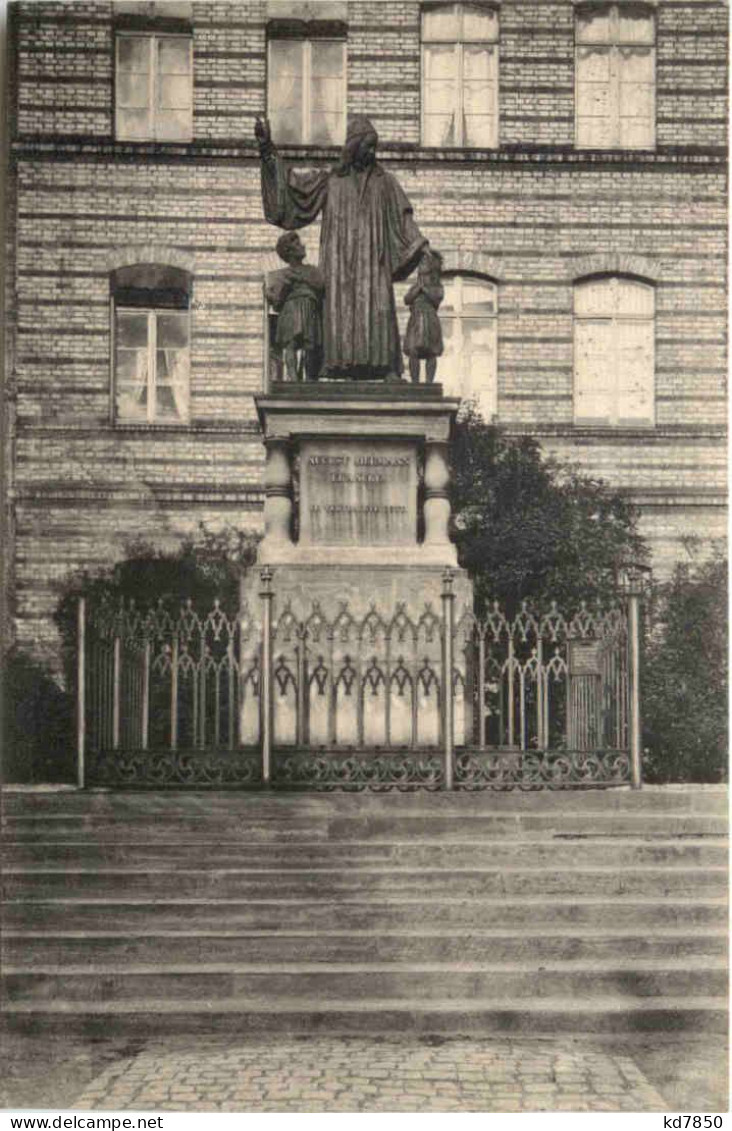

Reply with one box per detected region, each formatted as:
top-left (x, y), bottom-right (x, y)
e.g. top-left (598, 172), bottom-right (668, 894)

top-left (4, 838), bottom-right (726, 869)
top-left (4, 865), bottom-right (727, 901)
top-left (4, 959), bottom-right (727, 1005)
top-left (5, 896), bottom-right (725, 933)
top-left (2, 788), bottom-right (726, 1040)
top-left (4, 814), bottom-right (726, 841)
top-left (5, 996), bottom-right (727, 1037)
top-left (3, 928), bottom-right (726, 968)
top-left (3, 786), bottom-right (727, 816)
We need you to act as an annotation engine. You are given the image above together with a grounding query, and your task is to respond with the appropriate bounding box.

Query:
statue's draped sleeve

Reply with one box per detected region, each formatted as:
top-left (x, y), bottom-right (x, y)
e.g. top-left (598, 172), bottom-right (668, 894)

top-left (261, 151), bottom-right (329, 230)
top-left (381, 173), bottom-right (428, 282)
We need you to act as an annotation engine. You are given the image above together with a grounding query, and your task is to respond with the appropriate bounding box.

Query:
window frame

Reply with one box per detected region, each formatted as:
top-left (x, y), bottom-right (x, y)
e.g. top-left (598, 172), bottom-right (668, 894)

top-left (439, 272), bottom-right (499, 419)
top-left (115, 30), bottom-right (193, 143)
top-left (573, 274), bottom-right (656, 428)
top-left (574, 2), bottom-right (656, 151)
top-left (267, 35), bottom-right (347, 146)
top-left (420, 1), bottom-right (500, 150)
top-left (111, 303), bottom-right (191, 426)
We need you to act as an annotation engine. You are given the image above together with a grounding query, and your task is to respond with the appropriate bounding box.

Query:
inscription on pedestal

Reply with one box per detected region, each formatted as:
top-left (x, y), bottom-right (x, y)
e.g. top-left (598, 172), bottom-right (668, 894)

top-left (299, 439), bottom-right (417, 546)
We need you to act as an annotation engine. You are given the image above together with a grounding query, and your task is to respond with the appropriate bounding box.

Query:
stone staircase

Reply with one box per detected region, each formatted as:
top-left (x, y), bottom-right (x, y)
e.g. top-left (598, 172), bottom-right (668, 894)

top-left (1, 786), bottom-right (727, 1037)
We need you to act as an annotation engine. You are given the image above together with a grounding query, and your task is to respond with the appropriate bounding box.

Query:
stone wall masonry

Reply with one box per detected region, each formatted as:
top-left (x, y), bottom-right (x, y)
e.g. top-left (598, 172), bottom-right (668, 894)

top-left (633, 503), bottom-right (728, 570)
top-left (12, 158), bottom-right (727, 437)
top-left (6, 0), bottom-right (728, 664)
top-left (533, 432), bottom-right (727, 573)
top-left (12, 0), bottom-right (727, 147)
top-left (12, 500), bottom-right (264, 667)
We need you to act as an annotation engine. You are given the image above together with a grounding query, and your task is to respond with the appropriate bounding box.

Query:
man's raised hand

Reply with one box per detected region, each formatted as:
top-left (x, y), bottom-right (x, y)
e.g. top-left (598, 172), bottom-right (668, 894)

top-left (255, 117), bottom-right (272, 153)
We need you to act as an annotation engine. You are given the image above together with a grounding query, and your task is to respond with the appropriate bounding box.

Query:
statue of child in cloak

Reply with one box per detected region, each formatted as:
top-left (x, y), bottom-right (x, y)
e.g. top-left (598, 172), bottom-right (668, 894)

top-left (403, 247), bottom-right (444, 384)
top-left (266, 232), bottom-right (324, 381)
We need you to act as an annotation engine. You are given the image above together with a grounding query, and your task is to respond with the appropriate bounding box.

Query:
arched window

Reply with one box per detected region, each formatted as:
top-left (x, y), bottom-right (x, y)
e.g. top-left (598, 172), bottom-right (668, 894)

top-left (111, 264), bottom-right (192, 424)
top-left (440, 274), bottom-right (498, 419)
top-left (574, 275), bottom-right (654, 426)
top-left (421, 2), bottom-right (499, 148)
top-left (575, 3), bottom-right (655, 150)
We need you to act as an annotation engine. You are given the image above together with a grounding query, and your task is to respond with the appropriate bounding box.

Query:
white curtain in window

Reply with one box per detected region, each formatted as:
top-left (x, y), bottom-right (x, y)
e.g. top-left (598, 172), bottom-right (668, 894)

top-left (310, 41), bottom-right (344, 145)
top-left (116, 33), bottom-right (192, 142)
top-left (116, 35), bottom-right (152, 140)
top-left (156, 36), bottom-right (193, 141)
top-left (115, 311), bottom-right (149, 420)
top-left (269, 40), bottom-right (304, 144)
top-left (116, 309), bottom-right (190, 423)
top-left (423, 44), bottom-right (459, 146)
top-left (269, 38), bottom-right (345, 144)
top-left (155, 312), bottom-right (190, 421)
top-left (422, 3), bottom-right (498, 148)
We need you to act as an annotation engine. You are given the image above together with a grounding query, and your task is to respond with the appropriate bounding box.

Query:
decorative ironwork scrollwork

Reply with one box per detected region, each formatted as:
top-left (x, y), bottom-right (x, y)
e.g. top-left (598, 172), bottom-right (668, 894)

top-left (275, 750), bottom-right (445, 792)
top-left (91, 749), bottom-right (262, 788)
top-left (455, 748), bottom-right (631, 790)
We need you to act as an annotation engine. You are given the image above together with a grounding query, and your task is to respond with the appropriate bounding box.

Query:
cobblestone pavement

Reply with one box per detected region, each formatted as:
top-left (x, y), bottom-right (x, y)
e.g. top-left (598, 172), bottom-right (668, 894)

top-left (73, 1036), bottom-right (669, 1112)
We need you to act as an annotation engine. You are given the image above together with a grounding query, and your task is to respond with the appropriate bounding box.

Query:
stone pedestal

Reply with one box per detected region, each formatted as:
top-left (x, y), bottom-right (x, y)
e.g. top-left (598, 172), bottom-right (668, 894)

top-left (240, 381), bottom-right (474, 757)
top-left (247, 381), bottom-right (473, 620)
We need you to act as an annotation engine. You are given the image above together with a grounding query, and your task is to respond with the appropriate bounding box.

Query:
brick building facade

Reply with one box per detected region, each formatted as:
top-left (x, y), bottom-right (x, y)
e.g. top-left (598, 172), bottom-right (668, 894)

top-left (4, 0), bottom-right (728, 664)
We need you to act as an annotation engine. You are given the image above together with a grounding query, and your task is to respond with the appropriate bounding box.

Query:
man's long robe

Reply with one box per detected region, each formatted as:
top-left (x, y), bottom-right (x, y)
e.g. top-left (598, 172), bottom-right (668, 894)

top-left (261, 152), bottom-right (427, 377)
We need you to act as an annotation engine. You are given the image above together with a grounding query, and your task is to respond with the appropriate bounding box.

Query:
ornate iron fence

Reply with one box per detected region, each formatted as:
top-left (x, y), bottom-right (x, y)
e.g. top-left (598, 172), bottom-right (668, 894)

top-left (77, 569), bottom-right (643, 790)
top-left (80, 598), bottom-right (262, 788)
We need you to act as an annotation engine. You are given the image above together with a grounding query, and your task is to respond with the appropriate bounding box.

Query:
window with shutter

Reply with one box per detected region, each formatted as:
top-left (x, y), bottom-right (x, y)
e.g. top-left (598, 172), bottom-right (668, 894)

top-left (574, 276), bottom-right (655, 426)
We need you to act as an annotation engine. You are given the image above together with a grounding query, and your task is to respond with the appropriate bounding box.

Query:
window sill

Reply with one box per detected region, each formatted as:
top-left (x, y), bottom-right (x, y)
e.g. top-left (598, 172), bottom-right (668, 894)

top-left (573, 421), bottom-right (656, 430)
top-left (112, 420), bottom-right (260, 434)
top-left (114, 420), bottom-right (191, 430)
top-left (114, 136), bottom-right (194, 145)
top-left (502, 421), bottom-right (728, 442)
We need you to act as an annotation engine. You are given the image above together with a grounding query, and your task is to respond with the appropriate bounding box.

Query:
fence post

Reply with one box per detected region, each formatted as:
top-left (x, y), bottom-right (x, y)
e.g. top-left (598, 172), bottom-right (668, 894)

top-left (260, 566), bottom-right (274, 786)
top-left (112, 632), bottom-right (121, 751)
top-left (76, 598), bottom-right (86, 789)
top-left (141, 640), bottom-right (150, 751)
top-left (296, 626), bottom-right (306, 748)
top-left (620, 562), bottom-right (649, 790)
top-left (170, 635), bottom-right (179, 750)
top-left (477, 625), bottom-right (486, 750)
top-left (263, 281), bottom-right (270, 393)
top-left (441, 568), bottom-right (455, 790)
top-left (627, 589), bottom-right (643, 790)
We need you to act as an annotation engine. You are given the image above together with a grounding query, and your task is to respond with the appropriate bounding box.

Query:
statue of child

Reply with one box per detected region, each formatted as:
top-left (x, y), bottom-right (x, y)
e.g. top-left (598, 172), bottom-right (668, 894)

top-left (403, 247), bottom-right (444, 384)
top-left (266, 232), bottom-right (325, 381)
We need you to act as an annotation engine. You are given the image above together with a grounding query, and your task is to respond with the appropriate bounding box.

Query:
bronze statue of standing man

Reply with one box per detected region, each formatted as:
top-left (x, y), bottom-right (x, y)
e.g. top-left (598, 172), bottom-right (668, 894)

top-left (256, 114), bottom-right (429, 380)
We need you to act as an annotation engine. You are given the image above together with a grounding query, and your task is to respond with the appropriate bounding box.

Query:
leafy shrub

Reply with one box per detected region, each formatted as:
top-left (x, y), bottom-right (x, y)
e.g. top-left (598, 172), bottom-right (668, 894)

top-left (450, 406), bottom-right (648, 614)
top-left (54, 523), bottom-right (259, 684)
top-left (643, 551), bottom-right (727, 783)
top-left (2, 649), bottom-right (75, 783)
